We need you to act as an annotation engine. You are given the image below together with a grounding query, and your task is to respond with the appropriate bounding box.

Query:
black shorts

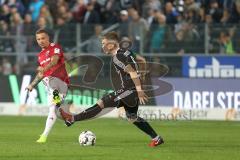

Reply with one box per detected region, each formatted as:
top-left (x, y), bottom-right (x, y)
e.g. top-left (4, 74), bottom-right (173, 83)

top-left (101, 88), bottom-right (139, 117)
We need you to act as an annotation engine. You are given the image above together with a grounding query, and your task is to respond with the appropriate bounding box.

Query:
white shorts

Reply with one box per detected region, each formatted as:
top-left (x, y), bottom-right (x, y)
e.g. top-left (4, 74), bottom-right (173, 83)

top-left (42, 76), bottom-right (68, 105)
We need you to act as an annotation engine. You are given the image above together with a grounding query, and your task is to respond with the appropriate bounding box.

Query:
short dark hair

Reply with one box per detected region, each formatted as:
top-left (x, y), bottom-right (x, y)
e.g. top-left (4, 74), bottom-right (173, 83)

top-left (220, 30), bottom-right (230, 37)
top-left (102, 31), bottom-right (120, 42)
top-left (35, 28), bottom-right (49, 35)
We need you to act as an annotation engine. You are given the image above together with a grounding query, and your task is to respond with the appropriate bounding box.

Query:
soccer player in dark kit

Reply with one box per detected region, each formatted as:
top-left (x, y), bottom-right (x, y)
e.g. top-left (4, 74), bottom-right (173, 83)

top-left (59, 32), bottom-right (164, 147)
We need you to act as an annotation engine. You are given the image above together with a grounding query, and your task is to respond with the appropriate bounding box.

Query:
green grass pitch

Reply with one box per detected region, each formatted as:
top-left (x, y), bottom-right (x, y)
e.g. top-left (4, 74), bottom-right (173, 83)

top-left (0, 116), bottom-right (239, 160)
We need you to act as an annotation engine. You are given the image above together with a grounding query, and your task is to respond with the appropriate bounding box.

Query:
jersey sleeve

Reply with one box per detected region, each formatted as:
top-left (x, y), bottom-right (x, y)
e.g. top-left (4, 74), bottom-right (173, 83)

top-left (53, 47), bottom-right (61, 55)
top-left (50, 44), bottom-right (63, 57)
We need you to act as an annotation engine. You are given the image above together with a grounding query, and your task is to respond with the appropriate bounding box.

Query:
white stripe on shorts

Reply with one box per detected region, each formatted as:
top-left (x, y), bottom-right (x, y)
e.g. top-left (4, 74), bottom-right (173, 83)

top-left (114, 90), bottom-right (134, 102)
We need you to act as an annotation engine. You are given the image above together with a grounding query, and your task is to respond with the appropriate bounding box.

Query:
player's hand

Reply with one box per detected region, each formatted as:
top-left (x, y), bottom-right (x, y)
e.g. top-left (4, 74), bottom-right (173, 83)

top-left (137, 90), bottom-right (148, 105)
top-left (25, 84), bottom-right (33, 92)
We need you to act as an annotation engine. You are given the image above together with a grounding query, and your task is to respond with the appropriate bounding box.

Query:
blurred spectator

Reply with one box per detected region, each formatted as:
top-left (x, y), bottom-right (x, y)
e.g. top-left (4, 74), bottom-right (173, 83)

top-left (10, 12), bottom-right (28, 64)
top-left (185, 8), bottom-right (201, 23)
top-left (144, 9), bottom-right (159, 52)
top-left (55, 17), bottom-right (76, 51)
top-left (118, 10), bottom-right (129, 39)
top-left (0, 4), bottom-right (11, 24)
top-left (2, 58), bottom-right (13, 75)
top-left (142, 0), bottom-right (161, 18)
top-left (10, 12), bottom-right (23, 34)
top-left (228, 1), bottom-right (240, 23)
top-left (87, 24), bottom-right (103, 54)
top-left (173, 11), bottom-right (187, 54)
top-left (173, 19), bottom-right (202, 53)
top-left (184, 0), bottom-right (200, 12)
top-left (57, 5), bottom-right (72, 23)
top-left (36, 16), bottom-right (47, 29)
top-left (0, 0), bottom-right (240, 56)
top-left (56, 17), bottom-right (65, 27)
top-left (120, 0), bottom-right (132, 9)
top-left (127, 7), bottom-right (136, 18)
top-left (150, 13), bottom-right (167, 53)
top-left (174, 11), bottom-right (185, 33)
top-left (91, 0), bottom-right (102, 15)
top-left (174, 30), bottom-right (186, 54)
top-left (142, 0), bottom-right (161, 19)
top-left (80, 2), bottom-right (101, 40)
top-left (10, 5), bottom-right (18, 16)
top-left (102, 0), bottom-right (121, 24)
top-left (0, 20), bottom-right (10, 35)
top-left (128, 10), bottom-right (148, 52)
top-left (164, 2), bottom-right (179, 24)
top-left (0, 21), bottom-right (14, 52)
top-left (146, 8), bottom-right (156, 26)
top-left (120, 0), bottom-right (144, 14)
top-left (206, 0), bottom-right (223, 23)
top-left (219, 30), bottom-right (235, 55)
top-left (23, 13), bottom-right (34, 34)
top-left (72, 0), bottom-right (87, 23)
top-left (184, 23), bottom-right (201, 51)
top-left (23, 13), bottom-right (36, 52)
top-left (28, 0), bottom-right (44, 22)
top-left (220, 8), bottom-right (230, 24)
top-left (39, 5), bottom-right (53, 29)
top-left (8, 0), bottom-right (25, 17)
top-left (56, 0), bottom-right (69, 9)
top-left (223, 0), bottom-right (235, 10)
top-left (83, 2), bottom-right (100, 24)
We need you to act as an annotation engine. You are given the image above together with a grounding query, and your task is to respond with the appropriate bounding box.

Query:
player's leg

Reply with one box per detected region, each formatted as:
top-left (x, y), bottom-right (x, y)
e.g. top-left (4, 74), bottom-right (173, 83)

top-left (123, 94), bottom-right (164, 147)
top-left (73, 99), bottom-right (104, 121)
top-left (36, 103), bottom-right (57, 143)
top-left (59, 99), bottom-right (107, 126)
top-left (50, 77), bottom-right (68, 107)
top-left (126, 110), bottom-right (164, 147)
top-left (60, 91), bottom-right (121, 126)
top-left (37, 77), bottom-right (67, 143)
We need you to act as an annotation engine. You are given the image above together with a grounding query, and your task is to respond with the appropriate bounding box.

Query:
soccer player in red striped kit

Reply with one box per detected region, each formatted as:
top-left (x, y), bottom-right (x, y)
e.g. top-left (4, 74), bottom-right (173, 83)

top-left (26, 29), bottom-right (69, 143)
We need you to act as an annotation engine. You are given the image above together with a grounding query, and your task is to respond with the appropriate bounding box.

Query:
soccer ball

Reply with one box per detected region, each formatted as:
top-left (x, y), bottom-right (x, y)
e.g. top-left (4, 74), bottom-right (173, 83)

top-left (78, 131), bottom-right (96, 146)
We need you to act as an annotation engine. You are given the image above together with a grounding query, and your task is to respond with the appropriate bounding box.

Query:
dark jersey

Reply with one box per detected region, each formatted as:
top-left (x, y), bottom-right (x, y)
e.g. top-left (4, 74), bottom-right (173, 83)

top-left (112, 49), bottom-right (140, 89)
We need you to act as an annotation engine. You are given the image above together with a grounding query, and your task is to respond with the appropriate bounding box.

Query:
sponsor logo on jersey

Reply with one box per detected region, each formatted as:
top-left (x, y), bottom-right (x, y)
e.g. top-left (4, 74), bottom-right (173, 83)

top-left (40, 58), bottom-right (51, 65)
top-left (54, 48), bottom-right (60, 54)
top-left (45, 50), bottom-right (50, 56)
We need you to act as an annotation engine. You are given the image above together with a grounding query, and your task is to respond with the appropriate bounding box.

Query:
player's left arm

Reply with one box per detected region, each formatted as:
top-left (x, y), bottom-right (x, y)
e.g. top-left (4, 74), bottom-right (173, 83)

top-left (135, 55), bottom-right (147, 81)
top-left (125, 65), bottom-right (148, 105)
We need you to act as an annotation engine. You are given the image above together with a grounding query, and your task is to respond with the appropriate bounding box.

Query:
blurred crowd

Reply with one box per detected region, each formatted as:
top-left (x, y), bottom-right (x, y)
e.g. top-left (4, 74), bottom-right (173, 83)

top-left (0, 0), bottom-right (240, 54)
top-left (1, 0), bottom-right (240, 75)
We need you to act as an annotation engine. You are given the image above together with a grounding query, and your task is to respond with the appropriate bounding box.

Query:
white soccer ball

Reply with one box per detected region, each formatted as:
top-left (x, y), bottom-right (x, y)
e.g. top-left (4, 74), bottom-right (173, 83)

top-left (79, 131), bottom-right (96, 146)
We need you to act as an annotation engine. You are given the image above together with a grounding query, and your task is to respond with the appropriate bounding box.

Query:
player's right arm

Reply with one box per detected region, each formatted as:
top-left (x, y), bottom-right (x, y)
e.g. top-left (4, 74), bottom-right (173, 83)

top-left (115, 53), bottom-right (148, 104)
top-left (125, 64), bottom-right (148, 105)
top-left (26, 70), bottom-right (44, 92)
top-left (37, 54), bottom-right (60, 74)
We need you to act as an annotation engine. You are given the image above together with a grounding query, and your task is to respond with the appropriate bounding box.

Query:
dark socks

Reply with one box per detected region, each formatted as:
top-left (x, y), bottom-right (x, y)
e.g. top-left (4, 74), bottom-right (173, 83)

top-left (74, 104), bottom-right (102, 121)
top-left (133, 117), bottom-right (158, 139)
